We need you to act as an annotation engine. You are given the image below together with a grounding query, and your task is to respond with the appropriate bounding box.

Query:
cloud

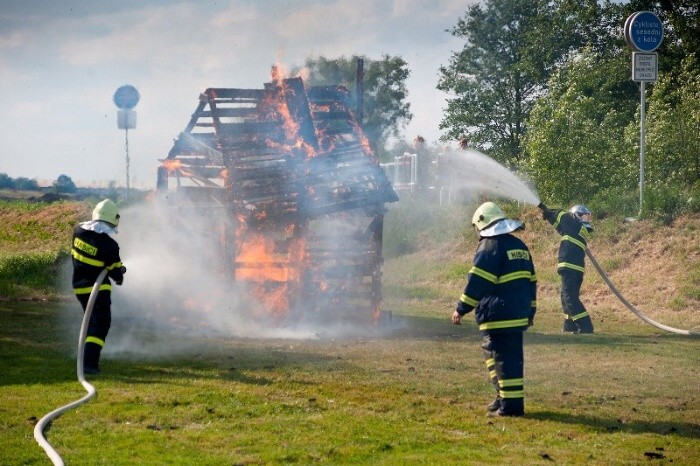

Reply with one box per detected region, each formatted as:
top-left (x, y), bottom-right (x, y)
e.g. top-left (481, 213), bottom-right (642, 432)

top-left (209, 1), bottom-right (259, 27)
top-left (0, 0), bottom-right (473, 184)
top-left (0, 30), bottom-right (27, 48)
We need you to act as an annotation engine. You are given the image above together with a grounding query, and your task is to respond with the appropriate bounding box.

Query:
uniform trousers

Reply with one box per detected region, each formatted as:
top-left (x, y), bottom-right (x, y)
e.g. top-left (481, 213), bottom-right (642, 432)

top-left (481, 332), bottom-right (525, 415)
top-left (559, 269), bottom-right (594, 333)
top-left (76, 291), bottom-right (112, 370)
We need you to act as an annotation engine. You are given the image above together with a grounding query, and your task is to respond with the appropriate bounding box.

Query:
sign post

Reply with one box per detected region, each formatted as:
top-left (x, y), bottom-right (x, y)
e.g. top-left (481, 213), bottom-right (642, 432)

top-left (113, 85), bottom-right (140, 199)
top-left (624, 11), bottom-right (662, 217)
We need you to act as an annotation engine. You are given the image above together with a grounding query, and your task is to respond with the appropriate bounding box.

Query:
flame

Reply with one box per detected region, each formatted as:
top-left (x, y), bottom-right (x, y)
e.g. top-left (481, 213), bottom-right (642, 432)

top-left (372, 304), bottom-right (381, 321)
top-left (277, 92), bottom-right (318, 157)
top-left (161, 159), bottom-right (183, 174)
top-left (232, 228), bottom-right (309, 317)
top-left (267, 65), bottom-right (319, 158)
top-left (235, 233), bottom-right (292, 317)
top-left (236, 233), bottom-right (298, 282)
top-left (271, 63), bottom-right (287, 85)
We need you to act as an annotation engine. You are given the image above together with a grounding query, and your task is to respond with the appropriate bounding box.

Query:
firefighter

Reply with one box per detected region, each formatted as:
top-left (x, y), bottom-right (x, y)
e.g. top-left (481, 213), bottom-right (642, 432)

top-left (452, 202), bottom-right (537, 417)
top-left (538, 203), bottom-right (595, 334)
top-left (71, 199), bottom-right (126, 374)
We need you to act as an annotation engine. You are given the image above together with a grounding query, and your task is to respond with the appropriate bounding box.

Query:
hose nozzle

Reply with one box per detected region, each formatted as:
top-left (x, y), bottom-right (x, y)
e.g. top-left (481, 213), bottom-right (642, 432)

top-left (537, 202), bottom-right (548, 211)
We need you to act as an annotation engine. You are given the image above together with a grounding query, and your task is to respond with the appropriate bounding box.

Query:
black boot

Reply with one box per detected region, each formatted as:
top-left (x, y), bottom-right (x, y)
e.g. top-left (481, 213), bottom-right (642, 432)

top-left (490, 398), bottom-right (524, 417)
top-left (575, 316), bottom-right (595, 334)
top-left (563, 318), bottom-right (577, 333)
top-left (83, 342), bottom-right (102, 374)
top-left (487, 396), bottom-right (502, 412)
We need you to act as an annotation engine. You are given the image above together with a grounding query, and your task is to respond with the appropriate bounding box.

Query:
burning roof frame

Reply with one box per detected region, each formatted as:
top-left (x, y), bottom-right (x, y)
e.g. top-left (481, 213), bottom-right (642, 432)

top-left (157, 65), bottom-right (398, 324)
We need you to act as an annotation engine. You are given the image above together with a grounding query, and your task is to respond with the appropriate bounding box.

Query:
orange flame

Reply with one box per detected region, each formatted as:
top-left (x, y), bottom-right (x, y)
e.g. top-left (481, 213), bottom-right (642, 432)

top-left (161, 159), bottom-right (183, 174)
top-left (236, 233), bottom-right (298, 283)
top-left (267, 64), bottom-right (319, 158)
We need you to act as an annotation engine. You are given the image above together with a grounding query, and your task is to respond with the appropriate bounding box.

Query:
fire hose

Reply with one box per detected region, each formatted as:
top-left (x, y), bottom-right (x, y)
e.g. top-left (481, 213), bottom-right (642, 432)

top-left (585, 249), bottom-right (699, 336)
top-left (34, 268), bottom-right (109, 466)
top-left (537, 202), bottom-right (698, 336)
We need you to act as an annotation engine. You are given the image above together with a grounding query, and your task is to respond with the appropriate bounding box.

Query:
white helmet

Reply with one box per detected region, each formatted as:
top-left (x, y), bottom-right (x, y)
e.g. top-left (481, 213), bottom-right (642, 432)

top-left (569, 204), bottom-right (592, 228)
top-left (472, 202), bottom-right (523, 237)
top-left (92, 199), bottom-right (120, 227)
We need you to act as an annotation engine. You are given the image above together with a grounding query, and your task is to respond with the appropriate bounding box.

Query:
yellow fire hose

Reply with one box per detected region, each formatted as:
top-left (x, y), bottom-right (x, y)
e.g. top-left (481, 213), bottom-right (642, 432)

top-left (586, 249), bottom-right (699, 336)
top-left (34, 268), bottom-right (109, 465)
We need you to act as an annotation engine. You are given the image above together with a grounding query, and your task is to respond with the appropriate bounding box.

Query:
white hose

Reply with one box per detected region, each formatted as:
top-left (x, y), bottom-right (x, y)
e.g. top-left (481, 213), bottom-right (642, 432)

top-left (586, 249), bottom-right (699, 336)
top-left (34, 268), bottom-right (109, 465)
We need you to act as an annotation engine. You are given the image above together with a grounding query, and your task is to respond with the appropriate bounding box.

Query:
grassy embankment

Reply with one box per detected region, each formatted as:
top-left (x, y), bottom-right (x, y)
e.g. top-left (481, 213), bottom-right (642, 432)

top-left (1, 197), bottom-right (698, 465)
top-left (0, 198), bottom-right (91, 299)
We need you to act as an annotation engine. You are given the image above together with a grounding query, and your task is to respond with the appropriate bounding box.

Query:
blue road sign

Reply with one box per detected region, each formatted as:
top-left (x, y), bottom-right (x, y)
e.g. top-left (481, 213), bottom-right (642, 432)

top-left (625, 11), bottom-right (663, 53)
top-left (113, 85), bottom-right (140, 109)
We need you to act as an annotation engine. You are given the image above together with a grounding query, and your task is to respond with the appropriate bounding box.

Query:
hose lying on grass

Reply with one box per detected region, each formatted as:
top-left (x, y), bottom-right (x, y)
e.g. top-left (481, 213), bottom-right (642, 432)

top-left (586, 249), bottom-right (699, 336)
top-left (34, 268), bottom-right (109, 466)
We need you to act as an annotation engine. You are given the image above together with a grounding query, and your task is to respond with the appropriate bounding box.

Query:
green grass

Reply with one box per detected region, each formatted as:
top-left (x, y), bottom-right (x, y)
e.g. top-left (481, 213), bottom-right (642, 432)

top-left (2, 301), bottom-right (699, 465)
top-left (1, 198), bottom-right (700, 464)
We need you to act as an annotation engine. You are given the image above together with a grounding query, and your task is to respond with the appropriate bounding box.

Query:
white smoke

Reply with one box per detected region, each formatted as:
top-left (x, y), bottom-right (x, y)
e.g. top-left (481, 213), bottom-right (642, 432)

top-left (99, 195), bottom-right (394, 358)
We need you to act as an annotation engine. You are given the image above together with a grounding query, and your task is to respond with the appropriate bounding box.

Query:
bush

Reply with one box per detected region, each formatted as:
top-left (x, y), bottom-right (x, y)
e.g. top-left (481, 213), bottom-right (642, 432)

top-left (589, 187), bottom-right (639, 219)
top-left (0, 251), bottom-right (65, 289)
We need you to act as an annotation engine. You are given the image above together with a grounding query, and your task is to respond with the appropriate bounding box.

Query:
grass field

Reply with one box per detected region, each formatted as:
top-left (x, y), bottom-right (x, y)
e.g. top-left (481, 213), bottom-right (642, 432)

top-left (1, 198), bottom-right (699, 465)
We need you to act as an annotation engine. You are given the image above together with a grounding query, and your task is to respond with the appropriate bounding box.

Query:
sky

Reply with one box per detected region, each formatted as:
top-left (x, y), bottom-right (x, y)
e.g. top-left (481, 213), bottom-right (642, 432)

top-left (0, 0), bottom-right (472, 188)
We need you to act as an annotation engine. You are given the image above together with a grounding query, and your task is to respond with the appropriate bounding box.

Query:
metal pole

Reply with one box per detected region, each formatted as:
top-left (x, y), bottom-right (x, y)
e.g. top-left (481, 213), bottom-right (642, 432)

top-left (638, 81), bottom-right (645, 217)
top-left (124, 128), bottom-right (131, 200)
top-left (356, 58), bottom-right (364, 126)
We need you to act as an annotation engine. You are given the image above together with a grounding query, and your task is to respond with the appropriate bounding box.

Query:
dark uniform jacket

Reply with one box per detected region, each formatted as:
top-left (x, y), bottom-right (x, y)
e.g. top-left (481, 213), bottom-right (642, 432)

top-left (542, 209), bottom-right (592, 274)
top-left (457, 233), bottom-right (537, 333)
top-left (71, 224), bottom-right (124, 296)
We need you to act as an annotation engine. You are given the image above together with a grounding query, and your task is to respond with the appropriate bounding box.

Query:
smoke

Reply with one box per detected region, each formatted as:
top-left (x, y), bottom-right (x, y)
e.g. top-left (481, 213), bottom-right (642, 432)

top-left (97, 195), bottom-right (393, 358)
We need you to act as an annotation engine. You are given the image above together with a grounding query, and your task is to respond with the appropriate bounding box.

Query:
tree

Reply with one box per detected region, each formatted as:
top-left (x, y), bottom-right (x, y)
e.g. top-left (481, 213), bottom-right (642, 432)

top-left (437, 0), bottom-right (621, 165)
top-left (13, 177), bottom-right (40, 191)
top-left (0, 173), bottom-right (14, 189)
top-left (53, 174), bottom-right (77, 193)
top-left (293, 55), bottom-right (412, 158)
top-left (522, 1), bottom-right (699, 217)
top-left (523, 48), bottom-right (639, 208)
top-left (641, 55), bottom-right (700, 213)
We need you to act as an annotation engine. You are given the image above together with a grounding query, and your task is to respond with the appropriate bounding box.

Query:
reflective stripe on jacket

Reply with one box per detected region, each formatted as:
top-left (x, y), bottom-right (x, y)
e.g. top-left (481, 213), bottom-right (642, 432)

top-left (458, 233), bottom-right (537, 333)
top-left (71, 225), bottom-right (123, 295)
top-left (543, 209), bottom-right (592, 273)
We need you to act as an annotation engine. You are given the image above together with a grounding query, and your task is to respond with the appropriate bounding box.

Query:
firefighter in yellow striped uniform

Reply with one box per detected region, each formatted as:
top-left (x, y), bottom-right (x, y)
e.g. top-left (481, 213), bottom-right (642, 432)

top-left (71, 199), bottom-right (126, 374)
top-left (452, 202), bottom-right (537, 417)
top-left (539, 203), bottom-right (595, 334)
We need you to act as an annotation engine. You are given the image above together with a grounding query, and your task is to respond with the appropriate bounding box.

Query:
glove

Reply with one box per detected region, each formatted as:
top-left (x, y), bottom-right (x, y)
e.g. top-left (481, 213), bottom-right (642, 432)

top-left (115, 266), bottom-right (126, 285)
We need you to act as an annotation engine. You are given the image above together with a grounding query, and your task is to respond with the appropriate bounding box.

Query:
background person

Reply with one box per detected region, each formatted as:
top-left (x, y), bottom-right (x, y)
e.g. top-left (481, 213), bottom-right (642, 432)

top-left (71, 199), bottom-right (126, 374)
top-left (452, 202), bottom-right (537, 417)
top-left (538, 203), bottom-right (595, 333)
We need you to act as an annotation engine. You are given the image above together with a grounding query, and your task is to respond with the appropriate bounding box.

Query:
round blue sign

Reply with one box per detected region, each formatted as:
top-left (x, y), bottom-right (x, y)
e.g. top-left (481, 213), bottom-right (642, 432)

top-left (625, 11), bottom-right (663, 52)
top-left (113, 85), bottom-right (140, 109)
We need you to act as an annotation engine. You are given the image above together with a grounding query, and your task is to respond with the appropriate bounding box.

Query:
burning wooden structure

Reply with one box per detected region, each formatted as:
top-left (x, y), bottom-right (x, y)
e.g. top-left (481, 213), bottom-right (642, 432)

top-left (156, 69), bottom-right (398, 323)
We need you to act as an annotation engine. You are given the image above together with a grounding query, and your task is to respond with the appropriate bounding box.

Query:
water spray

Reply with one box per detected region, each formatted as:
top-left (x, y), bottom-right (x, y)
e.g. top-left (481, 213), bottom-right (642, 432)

top-left (34, 268), bottom-right (108, 466)
top-left (451, 148), bottom-right (540, 205)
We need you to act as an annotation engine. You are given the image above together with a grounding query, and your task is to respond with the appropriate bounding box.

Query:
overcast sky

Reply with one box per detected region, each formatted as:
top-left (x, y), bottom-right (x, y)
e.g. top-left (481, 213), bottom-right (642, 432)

top-left (0, 0), bottom-right (472, 187)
